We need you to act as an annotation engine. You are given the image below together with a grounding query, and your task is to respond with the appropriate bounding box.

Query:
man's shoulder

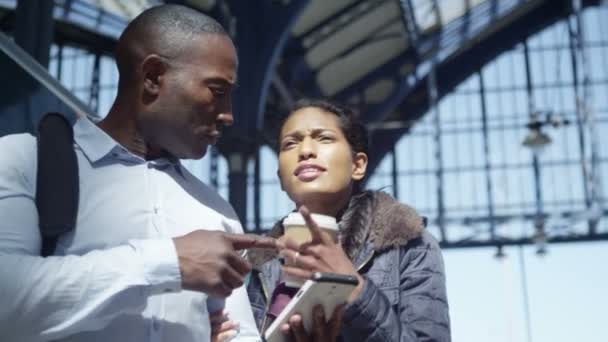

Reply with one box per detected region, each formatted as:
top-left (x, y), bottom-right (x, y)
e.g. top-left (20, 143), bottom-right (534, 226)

top-left (0, 132), bottom-right (37, 167)
top-left (179, 166), bottom-right (242, 223)
top-left (0, 132), bottom-right (38, 191)
top-left (0, 131), bottom-right (36, 147)
top-left (195, 181), bottom-right (244, 234)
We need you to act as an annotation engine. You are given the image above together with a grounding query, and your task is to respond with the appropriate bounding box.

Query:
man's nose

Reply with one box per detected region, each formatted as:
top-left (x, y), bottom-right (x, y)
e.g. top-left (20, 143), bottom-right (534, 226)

top-left (217, 111), bottom-right (233, 126)
top-left (217, 100), bottom-right (234, 126)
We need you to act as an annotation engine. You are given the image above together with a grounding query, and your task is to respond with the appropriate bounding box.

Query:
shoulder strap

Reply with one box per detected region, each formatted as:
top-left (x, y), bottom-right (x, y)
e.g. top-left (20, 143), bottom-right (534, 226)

top-left (35, 113), bottom-right (79, 257)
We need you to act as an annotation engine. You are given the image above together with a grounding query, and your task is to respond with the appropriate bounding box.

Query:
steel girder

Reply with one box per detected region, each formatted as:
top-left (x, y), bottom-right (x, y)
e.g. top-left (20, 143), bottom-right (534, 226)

top-left (0, 0), bottom-right (125, 55)
top-left (363, 0), bottom-right (601, 178)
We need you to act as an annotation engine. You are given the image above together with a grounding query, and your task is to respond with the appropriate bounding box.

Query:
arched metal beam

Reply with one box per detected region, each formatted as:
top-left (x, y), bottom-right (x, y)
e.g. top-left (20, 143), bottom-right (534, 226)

top-left (337, 0), bottom-right (549, 124)
top-left (225, 0), bottom-right (309, 135)
top-left (363, 0), bottom-right (600, 181)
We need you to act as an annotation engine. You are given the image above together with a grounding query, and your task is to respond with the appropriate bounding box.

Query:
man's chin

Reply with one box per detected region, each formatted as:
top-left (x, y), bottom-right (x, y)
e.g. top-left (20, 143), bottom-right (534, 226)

top-left (172, 145), bottom-right (208, 160)
top-left (186, 149), bottom-right (208, 160)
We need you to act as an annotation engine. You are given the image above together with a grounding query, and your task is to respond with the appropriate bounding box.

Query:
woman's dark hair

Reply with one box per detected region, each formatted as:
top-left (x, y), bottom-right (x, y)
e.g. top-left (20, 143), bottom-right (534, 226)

top-left (282, 98), bottom-right (369, 156)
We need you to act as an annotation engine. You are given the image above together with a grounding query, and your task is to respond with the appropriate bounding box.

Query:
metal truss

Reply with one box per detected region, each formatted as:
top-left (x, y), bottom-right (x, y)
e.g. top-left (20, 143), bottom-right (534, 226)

top-left (435, 209), bottom-right (608, 249)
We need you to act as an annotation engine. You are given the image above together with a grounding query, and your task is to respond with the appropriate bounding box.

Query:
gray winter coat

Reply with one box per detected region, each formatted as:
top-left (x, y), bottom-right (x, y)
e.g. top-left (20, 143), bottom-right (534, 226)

top-left (246, 191), bottom-right (451, 342)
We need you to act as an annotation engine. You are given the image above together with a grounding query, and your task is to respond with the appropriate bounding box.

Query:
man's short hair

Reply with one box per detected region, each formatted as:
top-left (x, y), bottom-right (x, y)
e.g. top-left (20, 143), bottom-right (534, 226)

top-left (115, 4), bottom-right (228, 85)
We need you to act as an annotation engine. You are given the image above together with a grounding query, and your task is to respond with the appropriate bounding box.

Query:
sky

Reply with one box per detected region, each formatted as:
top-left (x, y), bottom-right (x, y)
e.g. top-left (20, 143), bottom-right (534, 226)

top-left (444, 241), bottom-right (608, 342)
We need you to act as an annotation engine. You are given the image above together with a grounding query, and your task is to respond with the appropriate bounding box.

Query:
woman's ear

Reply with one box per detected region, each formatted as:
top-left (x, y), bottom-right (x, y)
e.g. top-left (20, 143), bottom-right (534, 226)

top-left (352, 152), bottom-right (368, 181)
top-left (277, 169), bottom-right (284, 191)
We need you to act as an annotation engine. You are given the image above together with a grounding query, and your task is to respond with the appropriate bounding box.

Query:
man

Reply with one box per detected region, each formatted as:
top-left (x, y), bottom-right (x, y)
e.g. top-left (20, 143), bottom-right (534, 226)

top-left (0, 4), bottom-right (275, 342)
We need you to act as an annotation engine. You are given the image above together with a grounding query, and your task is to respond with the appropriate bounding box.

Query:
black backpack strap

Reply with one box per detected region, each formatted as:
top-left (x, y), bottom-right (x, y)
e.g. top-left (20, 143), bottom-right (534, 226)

top-left (35, 113), bottom-right (79, 257)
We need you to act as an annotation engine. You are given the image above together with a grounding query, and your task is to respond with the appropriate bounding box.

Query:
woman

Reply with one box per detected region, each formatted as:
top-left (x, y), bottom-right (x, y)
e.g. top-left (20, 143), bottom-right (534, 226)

top-left (215, 99), bottom-right (451, 341)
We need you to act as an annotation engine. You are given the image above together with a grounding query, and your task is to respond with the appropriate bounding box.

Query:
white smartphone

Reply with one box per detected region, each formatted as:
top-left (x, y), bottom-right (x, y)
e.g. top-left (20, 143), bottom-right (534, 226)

top-left (263, 272), bottom-right (359, 342)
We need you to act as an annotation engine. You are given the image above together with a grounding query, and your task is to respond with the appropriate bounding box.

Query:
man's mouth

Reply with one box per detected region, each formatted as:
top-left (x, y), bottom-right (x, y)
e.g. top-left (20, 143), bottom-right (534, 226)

top-left (202, 130), bottom-right (221, 144)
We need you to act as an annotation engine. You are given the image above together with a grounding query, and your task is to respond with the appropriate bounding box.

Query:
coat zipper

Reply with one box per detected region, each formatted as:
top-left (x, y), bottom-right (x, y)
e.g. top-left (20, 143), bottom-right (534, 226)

top-left (356, 250), bottom-right (375, 272)
top-left (258, 272), bottom-right (273, 333)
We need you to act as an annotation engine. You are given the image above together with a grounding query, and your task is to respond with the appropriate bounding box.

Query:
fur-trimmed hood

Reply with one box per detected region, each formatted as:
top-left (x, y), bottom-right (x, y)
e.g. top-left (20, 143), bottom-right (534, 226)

top-left (248, 190), bottom-right (424, 268)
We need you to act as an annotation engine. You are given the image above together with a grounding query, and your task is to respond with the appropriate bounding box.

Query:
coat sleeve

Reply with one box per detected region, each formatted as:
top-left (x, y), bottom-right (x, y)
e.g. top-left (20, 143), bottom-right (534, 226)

top-left (341, 231), bottom-right (451, 342)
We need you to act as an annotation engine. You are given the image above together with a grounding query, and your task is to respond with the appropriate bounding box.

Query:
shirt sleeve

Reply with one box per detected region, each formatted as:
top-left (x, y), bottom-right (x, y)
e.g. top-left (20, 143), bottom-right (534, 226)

top-left (220, 217), bottom-right (263, 341)
top-left (0, 135), bottom-right (182, 341)
top-left (224, 284), bottom-right (263, 342)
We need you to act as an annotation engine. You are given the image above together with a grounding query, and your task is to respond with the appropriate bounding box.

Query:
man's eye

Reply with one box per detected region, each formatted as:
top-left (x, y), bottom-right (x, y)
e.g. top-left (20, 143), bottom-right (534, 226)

top-left (211, 87), bottom-right (226, 95)
top-left (319, 135), bottom-right (333, 142)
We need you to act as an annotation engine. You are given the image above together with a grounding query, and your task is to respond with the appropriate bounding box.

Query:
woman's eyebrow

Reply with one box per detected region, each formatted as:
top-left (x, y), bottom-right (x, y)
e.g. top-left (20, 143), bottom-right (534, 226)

top-left (310, 128), bottom-right (336, 134)
top-left (281, 130), bottom-right (304, 140)
top-left (282, 127), bottom-right (337, 139)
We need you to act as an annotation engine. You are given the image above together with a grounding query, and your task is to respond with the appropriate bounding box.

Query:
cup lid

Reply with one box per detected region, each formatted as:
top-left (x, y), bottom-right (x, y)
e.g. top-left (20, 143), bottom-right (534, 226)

top-left (283, 212), bottom-right (338, 230)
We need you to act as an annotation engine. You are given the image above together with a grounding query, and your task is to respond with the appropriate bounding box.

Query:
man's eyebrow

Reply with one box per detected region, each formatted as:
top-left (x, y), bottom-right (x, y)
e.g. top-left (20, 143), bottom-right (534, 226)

top-left (206, 76), bottom-right (238, 88)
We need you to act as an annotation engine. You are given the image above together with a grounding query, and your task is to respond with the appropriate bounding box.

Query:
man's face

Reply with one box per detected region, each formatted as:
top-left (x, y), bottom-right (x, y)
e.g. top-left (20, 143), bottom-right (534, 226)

top-left (277, 107), bottom-right (367, 207)
top-left (140, 33), bottom-right (237, 159)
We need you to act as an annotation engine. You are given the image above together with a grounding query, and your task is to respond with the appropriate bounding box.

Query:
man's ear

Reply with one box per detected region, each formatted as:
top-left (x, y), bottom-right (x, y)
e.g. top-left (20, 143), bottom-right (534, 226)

top-left (141, 54), bottom-right (167, 96)
top-left (352, 152), bottom-right (368, 181)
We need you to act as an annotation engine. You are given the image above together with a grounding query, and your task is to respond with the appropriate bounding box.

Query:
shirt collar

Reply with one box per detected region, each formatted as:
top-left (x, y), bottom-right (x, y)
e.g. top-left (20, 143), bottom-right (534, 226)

top-left (73, 116), bottom-right (121, 164)
top-left (73, 117), bottom-right (184, 174)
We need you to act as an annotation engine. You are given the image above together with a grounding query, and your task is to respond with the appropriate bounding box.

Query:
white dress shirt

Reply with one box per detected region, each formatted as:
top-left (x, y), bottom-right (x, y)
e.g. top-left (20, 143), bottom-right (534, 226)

top-left (0, 117), bottom-right (261, 342)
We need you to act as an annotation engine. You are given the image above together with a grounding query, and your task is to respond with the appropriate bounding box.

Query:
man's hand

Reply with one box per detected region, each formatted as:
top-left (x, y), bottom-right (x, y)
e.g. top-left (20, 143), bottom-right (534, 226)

top-left (173, 230), bottom-right (278, 297)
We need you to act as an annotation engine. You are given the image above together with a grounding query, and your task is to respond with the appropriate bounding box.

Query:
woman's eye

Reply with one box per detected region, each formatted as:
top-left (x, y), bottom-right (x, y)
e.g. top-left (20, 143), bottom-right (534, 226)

top-left (319, 135), bottom-right (334, 142)
top-left (281, 140), bottom-right (296, 149)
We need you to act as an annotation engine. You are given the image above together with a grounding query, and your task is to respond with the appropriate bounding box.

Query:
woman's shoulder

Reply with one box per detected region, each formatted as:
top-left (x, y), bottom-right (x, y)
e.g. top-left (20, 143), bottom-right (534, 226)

top-left (363, 190), bottom-right (426, 252)
top-left (405, 229), bottom-right (442, 251)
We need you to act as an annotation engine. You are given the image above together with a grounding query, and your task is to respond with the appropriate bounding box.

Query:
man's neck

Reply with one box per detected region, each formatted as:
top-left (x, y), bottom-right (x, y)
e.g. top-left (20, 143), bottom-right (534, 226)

top-left (97, 101), bottom-right (163, 160)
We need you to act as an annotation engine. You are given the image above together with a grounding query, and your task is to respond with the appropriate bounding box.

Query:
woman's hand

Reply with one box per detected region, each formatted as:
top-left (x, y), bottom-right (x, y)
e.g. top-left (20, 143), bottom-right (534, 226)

top-left (280, 206), bottom-right (365, 303)
top-left (210, 310), bottom-right (239, 342)
top-left (280, 304), bottom-right (345, 342)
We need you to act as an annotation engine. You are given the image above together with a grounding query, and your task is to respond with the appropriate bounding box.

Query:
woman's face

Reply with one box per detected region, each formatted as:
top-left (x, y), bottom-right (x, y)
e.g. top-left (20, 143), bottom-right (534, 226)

top-left (277, 107), bottom-right (367, 210)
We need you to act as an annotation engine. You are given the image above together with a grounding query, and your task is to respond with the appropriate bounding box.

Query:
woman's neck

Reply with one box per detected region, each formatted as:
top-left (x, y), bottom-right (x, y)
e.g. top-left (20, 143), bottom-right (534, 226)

top-left (296, 190), bottom-right (352, 219)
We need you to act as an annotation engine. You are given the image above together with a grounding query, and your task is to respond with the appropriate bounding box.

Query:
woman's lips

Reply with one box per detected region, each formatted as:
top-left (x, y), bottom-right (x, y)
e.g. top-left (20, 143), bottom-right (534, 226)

top-left (296, 168), bottom-right (324, 181)
top-left (294, 164), bottom-right (326, 181)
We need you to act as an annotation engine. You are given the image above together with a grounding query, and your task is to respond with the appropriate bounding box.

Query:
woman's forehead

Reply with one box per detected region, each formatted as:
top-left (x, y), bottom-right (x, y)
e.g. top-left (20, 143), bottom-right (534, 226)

top-left (281, 107), bottom-right (341, 135)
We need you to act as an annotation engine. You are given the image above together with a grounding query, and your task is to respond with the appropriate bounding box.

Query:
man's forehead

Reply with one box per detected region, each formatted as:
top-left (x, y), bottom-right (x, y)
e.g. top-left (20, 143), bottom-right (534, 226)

top-left (171, 34), bottom-right (237, 77)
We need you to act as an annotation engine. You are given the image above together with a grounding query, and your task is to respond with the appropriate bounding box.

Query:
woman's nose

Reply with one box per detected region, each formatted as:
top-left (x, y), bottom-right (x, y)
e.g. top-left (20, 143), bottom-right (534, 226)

top-left (298, 137), bottom-right (316, 160)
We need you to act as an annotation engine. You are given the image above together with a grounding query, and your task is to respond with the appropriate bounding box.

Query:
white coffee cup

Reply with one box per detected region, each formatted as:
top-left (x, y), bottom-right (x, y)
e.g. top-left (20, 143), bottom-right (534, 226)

top-left (282, 212), bottom-right (338, 287)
